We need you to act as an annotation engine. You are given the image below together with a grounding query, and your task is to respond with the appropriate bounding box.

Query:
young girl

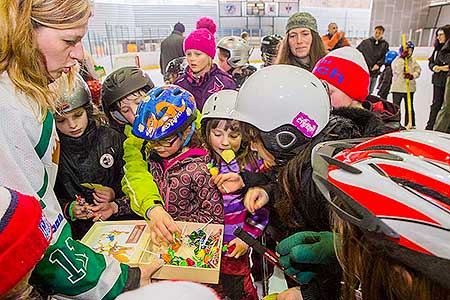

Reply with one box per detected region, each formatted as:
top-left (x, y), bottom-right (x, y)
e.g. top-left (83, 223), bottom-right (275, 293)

top-left (174, 17), bottom-right (236, 111)
top-left (132, 85), bottom-right (223, 225)
top-left (54, 74), bottom-right (135, 240)
top-left (390, 41), bottom-right (421, 129)
top-left (217, 36), bottom-right (257, 88)
top-left (201, 90), bottom-right (269, 300)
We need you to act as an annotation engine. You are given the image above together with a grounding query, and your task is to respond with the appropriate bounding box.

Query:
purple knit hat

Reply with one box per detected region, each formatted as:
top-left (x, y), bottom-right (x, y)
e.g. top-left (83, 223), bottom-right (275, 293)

top-left (183, 28), bottom-right (216, 59)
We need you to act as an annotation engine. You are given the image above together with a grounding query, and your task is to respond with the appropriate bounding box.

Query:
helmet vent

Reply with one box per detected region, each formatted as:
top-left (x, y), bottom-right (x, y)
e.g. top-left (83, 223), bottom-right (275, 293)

top-left (368, 152), bottom-right (404, 161)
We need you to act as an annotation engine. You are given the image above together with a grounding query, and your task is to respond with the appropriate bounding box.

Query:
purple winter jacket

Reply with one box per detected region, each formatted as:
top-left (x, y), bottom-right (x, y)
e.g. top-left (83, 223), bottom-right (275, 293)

top-left (174, 64), bottom-right (237, 111)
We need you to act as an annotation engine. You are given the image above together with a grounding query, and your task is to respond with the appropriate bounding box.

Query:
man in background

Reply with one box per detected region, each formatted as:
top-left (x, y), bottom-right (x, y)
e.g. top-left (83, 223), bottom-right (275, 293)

top-left (322, 22), bottom-right (350, 51)
top-left (160, 22), bottom-right (185, 75)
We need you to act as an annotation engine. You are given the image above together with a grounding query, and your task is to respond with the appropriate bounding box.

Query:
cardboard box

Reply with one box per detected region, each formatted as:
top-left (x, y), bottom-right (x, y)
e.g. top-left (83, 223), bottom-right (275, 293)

top-left (81, 220), bottom-right (223, 284)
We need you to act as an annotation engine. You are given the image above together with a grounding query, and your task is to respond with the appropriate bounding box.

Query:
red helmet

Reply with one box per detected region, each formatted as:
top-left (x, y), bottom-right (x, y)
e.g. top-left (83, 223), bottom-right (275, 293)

top-left (312, 130), bottom-right (450, 289)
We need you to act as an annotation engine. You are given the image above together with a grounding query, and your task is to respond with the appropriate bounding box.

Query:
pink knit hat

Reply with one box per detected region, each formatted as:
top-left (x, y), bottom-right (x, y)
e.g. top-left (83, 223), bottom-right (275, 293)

top-left (313, 47), bottom-right (370, 102)
top-left (184, 17), bottom-right (217, 59)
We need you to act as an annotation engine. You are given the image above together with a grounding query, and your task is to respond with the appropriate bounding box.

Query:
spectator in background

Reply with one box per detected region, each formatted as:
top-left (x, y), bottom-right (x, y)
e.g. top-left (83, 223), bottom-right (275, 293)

top-left (159, 22), bottom-right (185, 76)
top-left (321, 22), bottom-right (350, 51)
top-left (241, 31), bottom-right (249, 41)
top-left (357, 25), bottom-right (389, 94)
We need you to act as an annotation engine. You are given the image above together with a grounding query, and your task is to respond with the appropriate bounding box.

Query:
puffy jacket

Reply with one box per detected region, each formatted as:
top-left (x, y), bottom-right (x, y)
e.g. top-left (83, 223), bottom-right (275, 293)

top-left (321, 32), bottom-right (351, 51)
top-left (390, 56), bottom-right (421, 93)
top-left (160, 31), bottom-right (185, 75)
top-left (357, 37), bottom-right (389, 77)
top-left (148, 148), bottom-right (224, 224)
top-left (174, 64), bottom-right (237, 111)
top-left (55, 120), bottom-right (137, 239)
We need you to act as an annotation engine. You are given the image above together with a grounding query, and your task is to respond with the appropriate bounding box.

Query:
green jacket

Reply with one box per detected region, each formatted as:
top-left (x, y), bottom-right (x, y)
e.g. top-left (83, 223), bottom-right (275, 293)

top-left (121, 112), bottom-right (202, 218)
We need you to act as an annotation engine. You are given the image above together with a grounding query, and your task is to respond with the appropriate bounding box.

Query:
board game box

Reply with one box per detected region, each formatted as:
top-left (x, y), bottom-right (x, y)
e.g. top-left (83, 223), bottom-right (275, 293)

top-left (81, 220), bottom-right (224, 284)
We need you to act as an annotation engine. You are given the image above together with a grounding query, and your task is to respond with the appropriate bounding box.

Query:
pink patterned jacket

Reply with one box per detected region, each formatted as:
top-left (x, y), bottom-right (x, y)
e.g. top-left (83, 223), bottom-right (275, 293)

top-left (148, 148), bottom-right (224, 224)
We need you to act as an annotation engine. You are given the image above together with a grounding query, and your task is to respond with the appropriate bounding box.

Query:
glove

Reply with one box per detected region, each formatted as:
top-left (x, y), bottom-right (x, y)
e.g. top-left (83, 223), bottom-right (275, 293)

top-left (276, 231), bottom-right (338, 284)
top-left (403, 73), bottom-right (414, 80)
top-left (400, 51), bottom-right (409, 58)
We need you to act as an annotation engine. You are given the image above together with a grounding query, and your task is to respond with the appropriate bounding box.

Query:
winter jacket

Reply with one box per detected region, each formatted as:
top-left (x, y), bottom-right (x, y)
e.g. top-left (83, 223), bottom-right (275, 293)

top-left (429, 41), bottom-right (450, 86)
top-left (148, 148), bottom-right (224, 224)
top-left (0, 72), bottom-right (139, 298)
top-left (160, 31), bottom-right (185, 75)
top-left (377, 64), bottom-right (393, 99)
top-left (55, 120), bottom-right (137, 239)
top-left (357, 37), bottom-right (389, 77)
top-left (321, 32), bottom-right (351, 51)
top-left (390, 56), bottom-right (421, 93)
top-left (216, 158), bottom-right (269, 244)
top-left (363, 95), bottom-right (402, 131)
top-left (174, 64), bottom-right (237, 111)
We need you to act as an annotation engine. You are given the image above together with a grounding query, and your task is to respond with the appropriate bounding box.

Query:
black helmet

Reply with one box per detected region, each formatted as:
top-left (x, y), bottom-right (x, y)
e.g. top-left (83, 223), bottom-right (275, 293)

top-left (164, 57), bottom-right (187, 83)
top-left (57, 73), bottom-right (92, 114)
top-left (260, 34), bottom-right (282, 65)
top-left (101, 66), bottom-right (154, 112)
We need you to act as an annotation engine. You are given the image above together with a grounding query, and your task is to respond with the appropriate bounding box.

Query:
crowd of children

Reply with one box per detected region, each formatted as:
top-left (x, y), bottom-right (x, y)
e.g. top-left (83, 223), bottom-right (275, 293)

top-left (1, 2), bottom-right (449, 300)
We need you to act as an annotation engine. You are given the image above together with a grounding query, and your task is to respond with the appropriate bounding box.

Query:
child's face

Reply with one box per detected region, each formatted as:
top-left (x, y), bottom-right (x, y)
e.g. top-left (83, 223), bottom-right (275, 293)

top-left (250, 139), bottom-right (276, 168)
top-left (324, 82), bottom-right (353, 108)
top-left (151, 134), bottom-right (184, 158)
top-left (209, 120), bottom-right (242, 155)
top-left (55, 107), bottom-right (89, 138)
top-left (186, 50), bottom-right (211, 75)
top-left (218, 50), bottom-right (232, 72)
top-left (115, 93), bottom-right (142, 124)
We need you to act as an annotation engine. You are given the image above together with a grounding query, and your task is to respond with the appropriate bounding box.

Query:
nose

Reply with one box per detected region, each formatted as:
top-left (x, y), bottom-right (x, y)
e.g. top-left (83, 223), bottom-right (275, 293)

top-left (221, 136), bottom-right (230, 147)
top-left (295, 35), bottom-right (303, 44)
top-left (70, 42), bottom-right (85, 62)
top-left (67, 119), bottom-right (77, 129)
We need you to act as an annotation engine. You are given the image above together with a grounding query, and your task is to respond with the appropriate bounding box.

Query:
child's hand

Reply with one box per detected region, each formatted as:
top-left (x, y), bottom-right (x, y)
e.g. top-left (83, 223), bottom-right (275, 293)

top-left (139, 259), bottom-right (164, 286)
top-left (147, 206), bottom-right (180, 247)
top-left (244, 187), bottom-right (269, 214)
top-left (213, 172), bottom-right (244, 194)
top-left (227, 237), bottom-right (249, 258)
top-left (87, 201), bottom-right (118, 221)
top-left (93, 187), bottom-right (115, 203)
top-left (72, 202), bottom-right (90, 220)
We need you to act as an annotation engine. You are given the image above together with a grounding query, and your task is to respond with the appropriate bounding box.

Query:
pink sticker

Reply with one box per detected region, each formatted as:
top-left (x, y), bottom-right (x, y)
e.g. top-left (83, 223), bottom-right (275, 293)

top-left (292, 112), bottom-right (318, 138)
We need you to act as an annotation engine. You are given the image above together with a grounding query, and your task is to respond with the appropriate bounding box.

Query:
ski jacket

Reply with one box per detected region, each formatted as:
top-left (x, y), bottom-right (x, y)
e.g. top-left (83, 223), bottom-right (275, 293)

top-left (55, 120), bottom-right (135, 240)
top-left (357, 37), bottom-right (389, 77)
top-left (0, 72), bottom-right (139, 299)
top-left (174, 64), bottom-right (237, 111)
top-left (390, 56), bottom-right (421, 93)
top-left (148, 148), bottom-right (224, 224)
top-left (321, 32), bottom-right (350, 51)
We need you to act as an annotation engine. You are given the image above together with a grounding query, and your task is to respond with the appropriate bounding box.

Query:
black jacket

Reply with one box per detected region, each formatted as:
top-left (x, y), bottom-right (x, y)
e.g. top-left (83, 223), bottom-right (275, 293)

top-left (377, 65), bottom-right (393, 99)
top-left (428, 41), bottom-right (450, 86)
top-left (55, 120), bottom-right (135, 239)
top-left (159, 31), bottom-right (185, 75)
top-left (357, 37), bottom-right (389, 77)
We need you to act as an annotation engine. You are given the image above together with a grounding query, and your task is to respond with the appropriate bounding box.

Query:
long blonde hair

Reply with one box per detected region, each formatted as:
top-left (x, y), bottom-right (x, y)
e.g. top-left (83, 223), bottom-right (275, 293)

top-left (0, 0), bottom-right (92, 121)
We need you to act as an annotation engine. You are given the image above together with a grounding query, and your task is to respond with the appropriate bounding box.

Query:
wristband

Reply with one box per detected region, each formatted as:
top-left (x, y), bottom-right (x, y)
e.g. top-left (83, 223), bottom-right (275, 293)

top-left (145, 203), bottom-right (164, 221)
top-left (68, 201), bottom-right (77, 221)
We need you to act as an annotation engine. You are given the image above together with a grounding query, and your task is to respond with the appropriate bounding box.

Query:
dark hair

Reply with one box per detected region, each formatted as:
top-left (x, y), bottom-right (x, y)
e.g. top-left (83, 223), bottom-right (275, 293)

top-left (434, 24), bottom-right (450, 48)
top-left (374, 25), bottom-right (385, 32)
top-left (203, 119), bottom-right (260, 171)
top-left (275, 30), bottom-right (326, 71)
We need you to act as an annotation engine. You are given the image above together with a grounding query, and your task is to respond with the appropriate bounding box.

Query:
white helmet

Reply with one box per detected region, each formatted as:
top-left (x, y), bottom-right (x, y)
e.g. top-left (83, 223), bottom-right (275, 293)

top-left (217, 36), bottom-right (252, 68)
top-left (231, 65), bottom-right (330, 162)
top-left (201, 90), bottom-right (238, 122)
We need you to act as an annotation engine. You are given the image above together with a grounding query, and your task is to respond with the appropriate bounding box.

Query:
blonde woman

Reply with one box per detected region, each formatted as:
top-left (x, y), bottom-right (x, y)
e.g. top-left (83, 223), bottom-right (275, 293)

top-left (0, 1), bottom-right (160, 299)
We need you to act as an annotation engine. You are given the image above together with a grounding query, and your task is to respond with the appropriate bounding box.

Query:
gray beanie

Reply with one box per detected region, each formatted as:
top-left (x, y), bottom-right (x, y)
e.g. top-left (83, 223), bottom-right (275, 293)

top-left (285, 12), bottom-right (318, 33)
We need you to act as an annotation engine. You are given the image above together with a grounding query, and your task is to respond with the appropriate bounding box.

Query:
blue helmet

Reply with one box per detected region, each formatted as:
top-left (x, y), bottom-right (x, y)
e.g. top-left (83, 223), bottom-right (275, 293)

top-left (385, 50), bottom-right (398, 64)
top-left (132, 85), bottom-right (197, 141)
top-left (398, 41), bottom-right (415, 55)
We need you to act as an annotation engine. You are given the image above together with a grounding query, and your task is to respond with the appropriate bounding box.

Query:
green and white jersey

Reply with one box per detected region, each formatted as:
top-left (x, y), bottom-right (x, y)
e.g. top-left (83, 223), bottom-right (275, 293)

top-left (0, 73), bottom-right (130, 299)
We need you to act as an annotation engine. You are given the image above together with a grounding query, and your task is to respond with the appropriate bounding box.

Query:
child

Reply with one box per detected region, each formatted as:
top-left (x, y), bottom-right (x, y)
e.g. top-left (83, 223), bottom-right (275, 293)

top-left (313, 47), bottom-right (401, 133)
top-left (164, 56), bottom-right (187, 84)
top-left (309, 131), bottom-right (450, 300)
top-left (217, 36), bottom-right (257, 88)
top-left (377, 50), bottom-right (398, 99)
top-left (0, 187), bottom-right (52, 300)
top-left (390, 41), bottom-right (421, 129)
top-left (132, 85), bottom-right (223, 224)
top-left (54, 74), bottom-right (135, 240)
top-left (260, 34), bottom-right (283, 68)
top-left (201, 90), bottom-right (269, 300)
top-left (174, 17), bottom-right (236, 111)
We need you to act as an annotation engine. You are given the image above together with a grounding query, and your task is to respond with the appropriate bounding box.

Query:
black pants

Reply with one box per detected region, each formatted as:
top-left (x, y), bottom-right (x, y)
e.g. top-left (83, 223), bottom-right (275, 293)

top-left (426, 84), bottom-right (446, 130)
top-left (393, 92), bottom-right (415, 127)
